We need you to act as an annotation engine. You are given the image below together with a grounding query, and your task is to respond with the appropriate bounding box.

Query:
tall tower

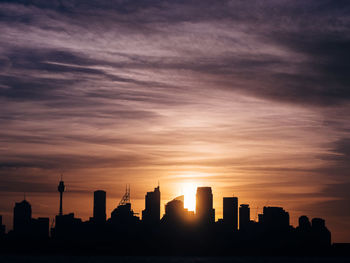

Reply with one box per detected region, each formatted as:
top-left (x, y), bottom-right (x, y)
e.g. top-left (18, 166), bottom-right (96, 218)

top-left (196, 187), bottom-right (215, 224)
top-left (57, 177), bottom-right (65, 216)
top-left (223, 196), bottom-right (238, 231)
top-left (93, 190), bottom-right (106, 223)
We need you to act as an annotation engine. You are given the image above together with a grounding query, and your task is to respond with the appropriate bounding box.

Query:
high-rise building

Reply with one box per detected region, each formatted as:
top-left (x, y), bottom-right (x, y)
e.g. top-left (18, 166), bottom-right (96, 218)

top-left (165, 196), bottom-right (185, 219)
top-left (161, 195), bottom-right (194, 224)
top-left (54, 213), bottom-right (83, 240)
top-left (93, 190), bottom-right (106, 223)
top-left (110, 203), bottom-right (140, 225)
top-left (13, 199), bottom-right (32, 235)
top-left (223, 196), bottom-right (238, 231)
top-left (31, 217), bottom-right (50, 239)
top-left (239, 204), bottom-right (250, 230)
top-left (260, 206), bottom-right (290, 230)
top-left (142, 186), bottom-right (160, 224)
top-left (298, 215), bottom-right (311, 230)
top-left (110, 186), bottom-right (140, 226)
top-left (311, 218), bottom-right (331, 246)
top-left (196, 187), bottom-right (215, 224)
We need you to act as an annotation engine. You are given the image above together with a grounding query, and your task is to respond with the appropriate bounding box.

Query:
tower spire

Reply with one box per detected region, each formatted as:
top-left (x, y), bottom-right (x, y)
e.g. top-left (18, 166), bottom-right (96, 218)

top-left (58, 175), bottom-right (65, 216)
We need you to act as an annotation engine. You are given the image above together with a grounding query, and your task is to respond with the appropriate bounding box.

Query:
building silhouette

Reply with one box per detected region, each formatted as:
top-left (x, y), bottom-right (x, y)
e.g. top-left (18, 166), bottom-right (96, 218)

top-left (53, 213), bottom-right (82, 240)
top-left (12, 199), bottom-right (49, 239)
top-left (0, 215), bottom-right (5, 237)
top-left (260, 206), bottom-right (290, 231)
top-left (298, 215), bottom-right (311, 230)
top-left (295, 215), bottom-right (312, 247)
top-left (239, 204), bottom-right (250, 230)
top-left (311, 217), bottom-right (331, 247)
top-left (31, 217), bottom-right (49, 239)
top-left (93, 190), bottom-right (106, 223)
top-left (223, 196), bottom-right (238, 231)
top-left (110, 203), bottom-right (140, 225)
top-left (196, 187), bottom-right (215, 224)
top-left (110, 186), bottom-right (140, 226)
top-left (161, 195), bottom-right (194, 225)
top-left (163, 195), bottom-right (185, 223)
top-left (142, 186), bottom-right (160, 225)
top-left (13, 199), bottom-right (32, 236)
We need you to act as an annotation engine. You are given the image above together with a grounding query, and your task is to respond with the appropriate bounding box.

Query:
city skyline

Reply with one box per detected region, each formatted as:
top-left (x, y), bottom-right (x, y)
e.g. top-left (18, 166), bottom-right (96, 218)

top-left (0, 180), bottom-right (332, 236)
top-left (0, 180), bottom-right (333, 256)
top-left (0, 171), bottom-right (348, 242)
top-left (0, 0), bottom-right (350, 244)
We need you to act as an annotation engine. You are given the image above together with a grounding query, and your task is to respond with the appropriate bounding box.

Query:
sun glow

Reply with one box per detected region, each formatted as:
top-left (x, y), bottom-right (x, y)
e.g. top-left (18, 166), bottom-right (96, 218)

top-left (182, 183), bottom-right (197, 211)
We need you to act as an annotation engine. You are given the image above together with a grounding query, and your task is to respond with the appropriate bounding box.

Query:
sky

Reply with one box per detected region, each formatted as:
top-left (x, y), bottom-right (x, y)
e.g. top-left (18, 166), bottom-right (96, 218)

top-left (0, 0), bottom-right (349, 242)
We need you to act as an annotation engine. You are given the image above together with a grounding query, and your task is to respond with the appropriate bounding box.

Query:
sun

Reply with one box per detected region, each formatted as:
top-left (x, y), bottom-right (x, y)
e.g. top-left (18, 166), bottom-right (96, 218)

top-left (182, 183), bottom-right (197, 211)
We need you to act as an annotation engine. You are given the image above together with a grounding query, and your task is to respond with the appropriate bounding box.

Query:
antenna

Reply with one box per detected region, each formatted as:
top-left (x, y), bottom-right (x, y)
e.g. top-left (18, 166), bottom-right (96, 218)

top-left (119, 184), bottom-right (130, 206)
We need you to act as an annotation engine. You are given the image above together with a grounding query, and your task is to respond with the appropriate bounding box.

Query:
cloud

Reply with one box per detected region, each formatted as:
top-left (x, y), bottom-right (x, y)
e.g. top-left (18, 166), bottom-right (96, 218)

top-left (0, 1), bottom-right (349, 108)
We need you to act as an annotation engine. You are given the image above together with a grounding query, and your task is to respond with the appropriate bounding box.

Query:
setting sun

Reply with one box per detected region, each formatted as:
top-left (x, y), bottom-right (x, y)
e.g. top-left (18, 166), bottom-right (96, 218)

top-left (182, 183), bottom-right (197, 211)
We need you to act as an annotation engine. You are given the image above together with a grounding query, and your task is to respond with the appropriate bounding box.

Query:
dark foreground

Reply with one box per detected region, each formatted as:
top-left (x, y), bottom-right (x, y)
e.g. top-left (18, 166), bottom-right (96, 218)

top-left (1, 255), bottom-right (350, 263)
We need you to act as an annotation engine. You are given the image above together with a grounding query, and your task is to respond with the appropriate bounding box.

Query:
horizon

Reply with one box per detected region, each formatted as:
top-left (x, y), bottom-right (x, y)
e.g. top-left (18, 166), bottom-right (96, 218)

top-left (0, 180), bottom-right (336, 240)
top-left (0, 0), bottom-right (349, 243)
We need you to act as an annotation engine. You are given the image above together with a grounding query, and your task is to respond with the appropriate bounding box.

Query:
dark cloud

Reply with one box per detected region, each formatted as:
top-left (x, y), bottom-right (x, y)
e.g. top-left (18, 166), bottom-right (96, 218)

top-left (319, 137), bottom-right (350, 179)
top-left (1, 1), bottom-right (349, 106)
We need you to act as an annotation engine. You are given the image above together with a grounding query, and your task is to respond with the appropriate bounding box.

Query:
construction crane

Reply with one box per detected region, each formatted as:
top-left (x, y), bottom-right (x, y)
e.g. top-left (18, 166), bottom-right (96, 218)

top-left (119, 184), bottom-right (130, 206)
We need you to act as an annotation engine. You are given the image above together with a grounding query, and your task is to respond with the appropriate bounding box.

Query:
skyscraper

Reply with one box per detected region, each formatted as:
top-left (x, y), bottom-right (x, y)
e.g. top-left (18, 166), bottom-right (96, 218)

top-left (298, 215), bottom-right (311, 230)
top-left (261, 206), bottom-right (290, 230)
top-left (239, 204), bottom-right (250, 230)
top-left (223, 196), bottom-right (238, 231)
top-left (93, 190), bottom-right (106, 223)
top-left (31, 217), bottom-right (50, 239)
top-left (110, 186), bottom-right (140, 226)
top-left (142, 186), bottom-right (160, 224)
top-left (161, 195), bottom-right (195, 225)
top-left (311, 218), bottom-right (331, 246)
top-left (13, 199), bottom-right (32, 235)
top-left (196, 187), bottom-right (215, 224)
top-left (164, 195), bottom-right (185, 219)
